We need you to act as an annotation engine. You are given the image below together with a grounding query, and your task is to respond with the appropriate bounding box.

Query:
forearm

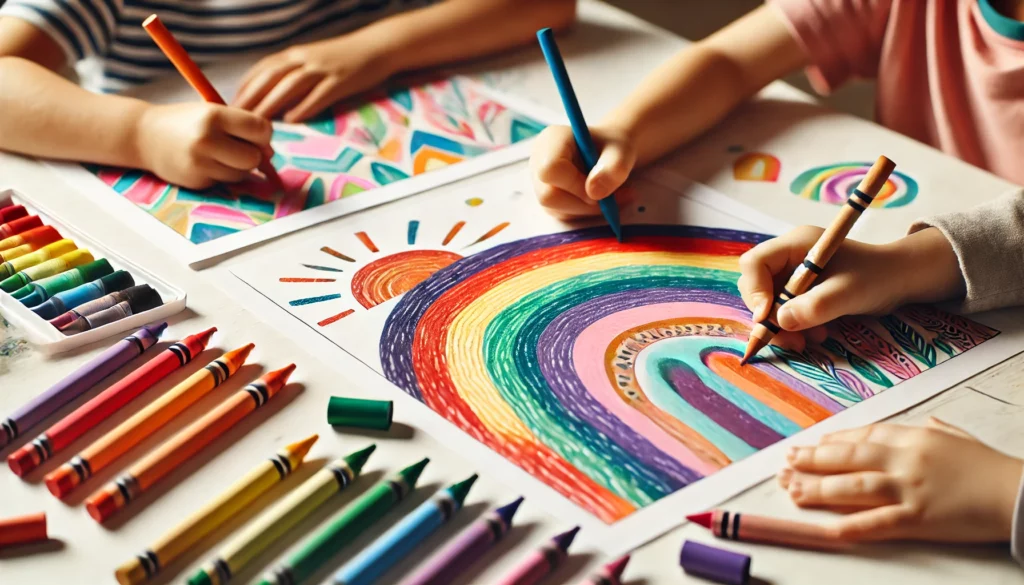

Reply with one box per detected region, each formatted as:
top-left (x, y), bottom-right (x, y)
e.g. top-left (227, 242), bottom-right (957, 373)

top-left (0, 57), bottom-right (149, 167)
top-left (600, 5), bottom-right (806, 166)
top-left (354, 0), bottom-right (576, 74)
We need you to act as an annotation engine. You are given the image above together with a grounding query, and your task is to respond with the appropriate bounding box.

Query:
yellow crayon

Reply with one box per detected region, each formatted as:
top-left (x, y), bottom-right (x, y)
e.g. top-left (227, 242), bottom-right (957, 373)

top-left (0, 239), bottom-right (77, 280)
top-left (0, 249), bottom-right (93, 292)
top-left (114, 435), bottom-right (319, 585)
top-left (188, 444), bottom-right (376, 585)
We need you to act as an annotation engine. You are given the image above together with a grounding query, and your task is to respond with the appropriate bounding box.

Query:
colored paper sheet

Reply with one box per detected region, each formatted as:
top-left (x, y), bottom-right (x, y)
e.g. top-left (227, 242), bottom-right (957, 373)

top-left (227, 172), bottom-right (1013, 553)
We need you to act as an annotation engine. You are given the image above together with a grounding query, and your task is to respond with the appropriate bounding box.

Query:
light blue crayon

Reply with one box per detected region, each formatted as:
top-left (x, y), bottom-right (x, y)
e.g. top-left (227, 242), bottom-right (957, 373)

top-left (333, 474), bottom-right (478, 585)
top-left (30, 271), bottom-right (135, 319)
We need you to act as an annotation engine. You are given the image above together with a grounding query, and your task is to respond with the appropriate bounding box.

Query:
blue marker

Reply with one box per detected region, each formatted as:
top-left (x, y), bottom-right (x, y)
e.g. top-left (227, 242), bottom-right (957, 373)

top-left (332, 474), bottom-right (478, 585)
top-left (29, 271), bottom-right (134, 319)
top-left (536, 27), bottom-right (623, 242)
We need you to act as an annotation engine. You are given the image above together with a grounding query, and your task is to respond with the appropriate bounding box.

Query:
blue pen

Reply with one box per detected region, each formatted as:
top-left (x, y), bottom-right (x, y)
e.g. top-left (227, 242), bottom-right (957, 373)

top-left (29, 271), bottom-right (135, 319)
top-left (333, 474), bottom-right (478, 585)
top-left (536, 27), bottom-right (623, 242)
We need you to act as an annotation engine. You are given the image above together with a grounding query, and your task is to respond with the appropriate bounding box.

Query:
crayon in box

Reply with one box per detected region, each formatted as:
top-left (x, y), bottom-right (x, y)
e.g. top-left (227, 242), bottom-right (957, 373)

top-left (0, 188), bottom-right (186, 355)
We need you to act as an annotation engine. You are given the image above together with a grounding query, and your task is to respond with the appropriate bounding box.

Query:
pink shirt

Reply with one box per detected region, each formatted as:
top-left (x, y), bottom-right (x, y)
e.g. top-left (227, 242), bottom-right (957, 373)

top-left (771, 0), bottom-right (1024, 186)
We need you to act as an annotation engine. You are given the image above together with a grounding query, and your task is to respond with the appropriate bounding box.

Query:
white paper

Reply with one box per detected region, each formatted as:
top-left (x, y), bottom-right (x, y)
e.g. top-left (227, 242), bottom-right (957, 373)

top-left (221, 169), bottom-right (1024, 554)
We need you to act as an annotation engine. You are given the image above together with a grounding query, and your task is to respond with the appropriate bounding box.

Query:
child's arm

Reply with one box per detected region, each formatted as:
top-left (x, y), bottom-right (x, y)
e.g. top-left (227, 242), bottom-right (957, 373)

top-left (0, 17), bottom-right (273, 189)
top-left (530, 5), bottom-right (807, 218)
top-left (234, 0), bottom-right (577, 122)
top-left (780, 418), bottom-right (1022, 545)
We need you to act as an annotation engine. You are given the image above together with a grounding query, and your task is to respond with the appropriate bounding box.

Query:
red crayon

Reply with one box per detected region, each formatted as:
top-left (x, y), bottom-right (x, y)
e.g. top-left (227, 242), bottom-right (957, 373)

top-left (0, 205), bottom-right (28, 225)
top-left (7, 326), bottom-right (217, 477)
top-left (0, 512), bottom-right (47, 547)
top-left (687, 509), bottom-right (849, 551)
top-left (576, 555), bottom-right (630, 585)
top-left (0, 215), bottom-right (44, 240)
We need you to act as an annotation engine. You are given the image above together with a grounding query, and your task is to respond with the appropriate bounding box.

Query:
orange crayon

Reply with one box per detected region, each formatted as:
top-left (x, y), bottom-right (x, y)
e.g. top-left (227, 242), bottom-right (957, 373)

top-left (0, 512), bottom-right (47, 548)
top-left (84, 364), bottom-right (296, 523)
top-left (141, 15), bottom-right (284, 190)
top-left (45, 343), bottom-right (254, 499)
top-left (687, 509), bottom-right (850, 551)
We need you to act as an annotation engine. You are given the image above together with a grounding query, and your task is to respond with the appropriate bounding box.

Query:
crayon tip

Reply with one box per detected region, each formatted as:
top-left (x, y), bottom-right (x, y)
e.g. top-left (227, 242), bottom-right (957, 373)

top-left (606, 555), bottom-right (631, 579)
top-left (448, 473), bottom-right (479, 507)
top-left (7, 444), bottom-right (40, 477)
top-left (739, 344), bottom-right (757, 366)
top-left (149, 322), bottom-right (169, 337)
top-left (344, 444), bottom-right (376, 476)
top-left (114, 557), bottom-right (147, 585)
top-left (400, 457), bottom-right (430, 487)
top-left (44, 466), bottom-right (78, 500)
top-left (286, 434), bottom-right (319, 463)
top-left (222, 342), bottom-right (256, 371)
top-left (192, 326), bottom-right (218, 347)
top-left (553, 525), bottom-right (580, 551)
top-left (496, 496), bottom-right (525, 526)
top-left (686, 511), bottom-right (713, 529)
top-left (263, 363), bottom-right (297, 391)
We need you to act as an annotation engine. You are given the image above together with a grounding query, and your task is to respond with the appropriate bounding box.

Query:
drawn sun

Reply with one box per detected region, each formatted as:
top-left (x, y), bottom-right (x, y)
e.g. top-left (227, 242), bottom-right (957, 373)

top-left (278, 213), bottom-right (509, 327)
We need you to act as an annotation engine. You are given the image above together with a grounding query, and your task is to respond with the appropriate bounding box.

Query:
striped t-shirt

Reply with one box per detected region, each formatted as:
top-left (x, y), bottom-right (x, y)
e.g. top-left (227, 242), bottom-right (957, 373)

top-left (0, 0), bottom-right (432, 93)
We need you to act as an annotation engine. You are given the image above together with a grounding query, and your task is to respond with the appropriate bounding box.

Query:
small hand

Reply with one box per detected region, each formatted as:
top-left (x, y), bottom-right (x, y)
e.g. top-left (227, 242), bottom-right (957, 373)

top-left (529, 124), bottom-right (639, 220)
top-left (136, 103), bottom-right (272, 190)
top-left (736, 225), bottom-right (963, 351)
top-left (233, 36), bottom-right (392, 123)
top-left (778, 418), bottom-right (1023, 543)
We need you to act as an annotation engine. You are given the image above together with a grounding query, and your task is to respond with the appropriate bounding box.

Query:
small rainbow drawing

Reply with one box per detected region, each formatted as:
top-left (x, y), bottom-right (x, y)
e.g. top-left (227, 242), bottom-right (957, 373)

top-left (277, 219), bottom-right (511, 326)
top-left (732, 152), bottom-right (781, 182)
top-left (790, 162), bottom-right (918, 208)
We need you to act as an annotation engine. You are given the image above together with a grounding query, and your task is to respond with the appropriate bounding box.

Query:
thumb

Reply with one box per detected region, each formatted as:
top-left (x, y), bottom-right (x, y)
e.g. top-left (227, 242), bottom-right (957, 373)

top-left (585, 142), bottom-right (634, 201)
top-left (776, 278), bottom-right (852, 331)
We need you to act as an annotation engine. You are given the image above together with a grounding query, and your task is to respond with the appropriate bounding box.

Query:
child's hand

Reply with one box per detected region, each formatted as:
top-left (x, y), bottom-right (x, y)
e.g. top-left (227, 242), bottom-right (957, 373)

top-left (779, 418), bottom-right (1023, 543)
top-left (529, 125), bottom-right (639, 220)
top-left (737, 225), bottom-right (965, 350)
top-left (232, 36), bottom-right (391, 123)
top-left (136, 103), bottom-right (272, 190)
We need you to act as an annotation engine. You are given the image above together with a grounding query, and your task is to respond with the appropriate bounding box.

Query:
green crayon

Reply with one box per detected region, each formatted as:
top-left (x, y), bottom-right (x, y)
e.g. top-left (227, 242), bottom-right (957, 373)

top-left (0, 249), bottom-right (93, 292)
top-left (13, 259), bottom-right (113, 304)
top-left (259, 458), bottom-right (429, 585)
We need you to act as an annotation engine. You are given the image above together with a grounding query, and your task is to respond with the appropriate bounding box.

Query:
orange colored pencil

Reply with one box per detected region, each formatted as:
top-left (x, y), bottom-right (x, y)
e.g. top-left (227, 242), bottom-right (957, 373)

top-left (141, 14), bottom-right (284, 189)
top-left (44, 344), bottom-right (255, 500)
top-left (84, 364), bottom-right (296, 524)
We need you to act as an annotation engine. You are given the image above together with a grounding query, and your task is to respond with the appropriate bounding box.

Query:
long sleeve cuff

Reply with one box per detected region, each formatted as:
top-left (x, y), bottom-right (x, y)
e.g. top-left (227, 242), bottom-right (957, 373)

top-left (1013, 471), bottom-right (1024, 566)
top-left (908, 190), bottom-right (1024, 314)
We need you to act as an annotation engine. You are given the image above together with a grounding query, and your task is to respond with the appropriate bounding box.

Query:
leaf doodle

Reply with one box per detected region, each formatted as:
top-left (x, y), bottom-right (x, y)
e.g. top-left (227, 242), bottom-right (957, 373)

top-left (821, 337), bottom-right (893, 388)
top-left (880, 315), bottom-right (936, 367)
top-left (837, 319), bottom-right (921, 380)
top-left (769, 346), bottom-right (861, 403)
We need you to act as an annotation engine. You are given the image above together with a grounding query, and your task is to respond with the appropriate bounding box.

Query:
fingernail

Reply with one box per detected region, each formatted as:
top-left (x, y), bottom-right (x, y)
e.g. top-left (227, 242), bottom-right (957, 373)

top-left (777, 306), bottom-right (798, 330)
top-left (777, 467), bottom-right (793, 486)
top-left (789, 481), bottom-right (803, 498)
top-left (786, 446), bottom-right (799, 463)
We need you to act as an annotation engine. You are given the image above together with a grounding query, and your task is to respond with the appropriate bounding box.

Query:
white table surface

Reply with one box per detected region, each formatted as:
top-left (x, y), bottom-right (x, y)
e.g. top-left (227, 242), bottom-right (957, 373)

top-left (2, 2), bottom-right (1024, 584)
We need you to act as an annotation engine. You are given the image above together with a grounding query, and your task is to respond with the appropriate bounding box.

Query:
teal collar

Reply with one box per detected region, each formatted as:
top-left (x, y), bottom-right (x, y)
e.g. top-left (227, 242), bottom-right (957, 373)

top-left (979, 0), bottom-right (1024, 41)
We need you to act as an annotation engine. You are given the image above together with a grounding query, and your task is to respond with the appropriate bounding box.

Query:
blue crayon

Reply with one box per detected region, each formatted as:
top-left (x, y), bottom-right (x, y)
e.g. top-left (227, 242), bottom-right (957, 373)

top-left (333, 474), bottom-right (478, 585)
top-left (536, 27), bottom-right (623, 242)
top-left (29, 271), bottom-right (135, 319)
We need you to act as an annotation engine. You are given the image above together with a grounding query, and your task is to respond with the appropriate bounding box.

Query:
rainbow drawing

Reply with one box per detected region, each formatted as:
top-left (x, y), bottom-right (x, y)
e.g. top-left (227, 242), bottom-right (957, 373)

top-left (88, 77), bottom-right (544, 244)
top-left (790, 162), bottom-right (918, 208)
top-left (373, 225), bottom-right (995, 522)
top-left (279, 219), bottom-right (510, 324)
top-left (732, 152), bottom-right (781, 182)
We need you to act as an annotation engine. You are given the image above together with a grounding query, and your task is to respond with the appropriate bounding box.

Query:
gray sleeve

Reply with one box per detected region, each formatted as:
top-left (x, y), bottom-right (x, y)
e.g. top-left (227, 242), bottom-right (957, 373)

top-left (1014, 473), bottom-right (1024, 566)
top-left (908, 190), bottom-right (1024, 314)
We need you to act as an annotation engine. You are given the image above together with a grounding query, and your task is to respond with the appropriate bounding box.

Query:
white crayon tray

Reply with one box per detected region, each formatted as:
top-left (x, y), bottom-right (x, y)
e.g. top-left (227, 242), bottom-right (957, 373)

top-left (0, 188), bottom-right (186, 355)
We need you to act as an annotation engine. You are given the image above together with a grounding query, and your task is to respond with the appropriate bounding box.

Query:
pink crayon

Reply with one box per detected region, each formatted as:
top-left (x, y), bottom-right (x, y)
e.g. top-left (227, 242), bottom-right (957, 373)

top-left (576, 555), bottom-right (630, 585)
top-left (494, 525), bottom-right (579, 585)
top-left (398, 496), bottom-right (523, 585)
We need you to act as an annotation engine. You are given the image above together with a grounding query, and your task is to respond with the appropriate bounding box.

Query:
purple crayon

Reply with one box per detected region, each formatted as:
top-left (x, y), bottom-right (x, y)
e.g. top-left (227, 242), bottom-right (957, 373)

top-left (494, 525), bottom-right (579, 585)
top-left (398, 496), bottom-right (524, 585)
top-left (0, 323), bottom-right (166, 449)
